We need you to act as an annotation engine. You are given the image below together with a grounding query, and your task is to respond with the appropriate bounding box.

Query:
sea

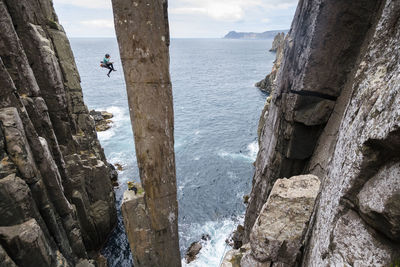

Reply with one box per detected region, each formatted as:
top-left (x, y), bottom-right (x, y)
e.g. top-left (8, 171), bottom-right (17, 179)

top-left (70, 37), bottom-right (275, 266)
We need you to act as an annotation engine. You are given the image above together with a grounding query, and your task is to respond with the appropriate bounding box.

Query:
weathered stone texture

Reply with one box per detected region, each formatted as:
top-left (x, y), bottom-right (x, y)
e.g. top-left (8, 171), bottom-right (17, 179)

top-left (0, 244), bottom-right (17, 267)
top-left (270, 33), bottom-right (285, 53)
top-left (256, 33), bottom-right (286, 94)
top-left (244, 0), bottom-right (400, 265)
top-left (304, 1), bottom-right (400, 264)
top-left (0, 219), bottom-right (54, 267)
top-left (0, 0), bottom-right (116, 265)
top-left (250, 175), bottom-right (320, 265)
top-left (221, 244), bottom-right (251, 267)
top-left (122, 190), bottom-right (157, 267)
top-left (112, 0), bottom-right (181, 266)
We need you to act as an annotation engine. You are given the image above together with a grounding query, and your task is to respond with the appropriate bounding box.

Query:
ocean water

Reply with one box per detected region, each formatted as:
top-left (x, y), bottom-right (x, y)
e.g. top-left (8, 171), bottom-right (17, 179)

top-left (70, 38), bottom-right (275, 266)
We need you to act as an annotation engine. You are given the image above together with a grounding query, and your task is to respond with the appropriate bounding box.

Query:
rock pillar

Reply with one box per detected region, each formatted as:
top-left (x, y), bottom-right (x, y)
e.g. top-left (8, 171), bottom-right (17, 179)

top-left (111, 0), bottom-right (181, 266)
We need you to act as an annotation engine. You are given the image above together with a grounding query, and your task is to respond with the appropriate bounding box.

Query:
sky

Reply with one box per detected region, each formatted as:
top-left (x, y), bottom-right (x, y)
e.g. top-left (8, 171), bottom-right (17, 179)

top-left (53, 0), bottom-right (298, 38)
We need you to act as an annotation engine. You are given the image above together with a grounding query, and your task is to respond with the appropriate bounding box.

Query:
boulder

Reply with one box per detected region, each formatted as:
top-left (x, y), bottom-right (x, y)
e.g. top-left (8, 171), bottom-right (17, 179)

top-left (89, 110), bottom-right (113, 132)
top-left (250, 175), bottom-right (320, 265)
top-left (107, 163), bottom-right (118, 182)
top-left (89, 110), bottom-right (103, 122)
top-left (201, 234), bottom-right (211, 241)
top-left (185, 242), bottom-right (202, 263)
top-left (114, 163), bottom-right (123, 171)
top-left (100, 111), bottom-right (113, 120)
top-left (232, 225), bottom-right (245, 249)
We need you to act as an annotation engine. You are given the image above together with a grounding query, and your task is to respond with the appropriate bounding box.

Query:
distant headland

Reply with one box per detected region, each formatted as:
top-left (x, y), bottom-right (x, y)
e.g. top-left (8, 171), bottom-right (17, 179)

top-left (223, 30), bottom-right (289, 39)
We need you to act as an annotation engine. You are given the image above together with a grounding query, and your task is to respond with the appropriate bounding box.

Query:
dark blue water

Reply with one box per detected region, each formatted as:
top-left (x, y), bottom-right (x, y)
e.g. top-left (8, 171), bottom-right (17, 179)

top-left (70, 38), bottom-right (274, 266)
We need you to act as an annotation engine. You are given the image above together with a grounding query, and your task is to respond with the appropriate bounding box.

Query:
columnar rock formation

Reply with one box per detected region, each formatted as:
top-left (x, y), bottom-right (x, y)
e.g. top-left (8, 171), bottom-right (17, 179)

top-left (269, 32), bottom-right (285, 52)
top-left (242, 0), bottom-right (400, 265)
top-left (112, 0), bottom-right (181, 266)
top-left (0, 0), bottom-right (117, 266)
top-left (255, 33), bottom-right (286, 94)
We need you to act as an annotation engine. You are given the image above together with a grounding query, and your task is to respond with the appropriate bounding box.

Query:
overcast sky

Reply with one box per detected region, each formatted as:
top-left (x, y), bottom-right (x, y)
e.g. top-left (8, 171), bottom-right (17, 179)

top-left (53, 0), bottom-right (298, 38)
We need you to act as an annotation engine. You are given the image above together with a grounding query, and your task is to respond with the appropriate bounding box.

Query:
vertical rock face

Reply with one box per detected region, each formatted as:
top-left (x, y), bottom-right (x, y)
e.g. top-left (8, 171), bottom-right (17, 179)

top-left (244, 0), bottom-right (400, 265)
top-left (269, 32), bottom-right (285, 52)
top-left (112, 0), bottom-right (181, 266)
top-left (0, 0), bottom-right (117, 265)
top-left (255, 33), bottom-right (286, 94)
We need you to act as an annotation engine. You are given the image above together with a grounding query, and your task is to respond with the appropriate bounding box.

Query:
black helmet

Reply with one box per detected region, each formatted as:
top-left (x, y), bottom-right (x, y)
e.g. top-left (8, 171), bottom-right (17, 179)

top-left (105, 54), bottom-right (110, 57)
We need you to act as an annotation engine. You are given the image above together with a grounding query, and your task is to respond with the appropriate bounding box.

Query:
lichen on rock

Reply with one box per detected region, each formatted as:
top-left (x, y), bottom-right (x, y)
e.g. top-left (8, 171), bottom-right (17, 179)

top-left (0, 0), bottom-right (117, 265)
top-left (244, 0), bottom-right (400, 266)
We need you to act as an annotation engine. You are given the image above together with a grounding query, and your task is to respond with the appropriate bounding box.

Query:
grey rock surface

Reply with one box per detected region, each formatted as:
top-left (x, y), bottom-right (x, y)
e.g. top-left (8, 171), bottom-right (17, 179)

top-left (269, 33), bottom-right (285, 52)
top-left (250, 175), bottom-right (320, 265)
top-left (112, 0), bottom-right (181, 265)
top-left (244, 0), bottom-right (400, 266)
top-left (221, 244), bottom-right (250, 267)
top-left (0, 219), bottom-right (54, 267)
top-left (122, 190), bottom-right (157, 267)
top-left (0, 0), bottom-right (116, 265)
top-left (185, 241), bottom-right (202, 263)
top-left (255, 33), bottom-right (286, 94)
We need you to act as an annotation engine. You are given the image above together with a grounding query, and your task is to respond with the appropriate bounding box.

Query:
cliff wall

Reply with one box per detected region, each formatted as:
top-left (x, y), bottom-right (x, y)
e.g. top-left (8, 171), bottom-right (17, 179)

top-left (255, 33), bottom-right (286, 94)
top-left (243, 0), bottom-right (400, 265)
top-left (0, 0), bottom-right (116, 266)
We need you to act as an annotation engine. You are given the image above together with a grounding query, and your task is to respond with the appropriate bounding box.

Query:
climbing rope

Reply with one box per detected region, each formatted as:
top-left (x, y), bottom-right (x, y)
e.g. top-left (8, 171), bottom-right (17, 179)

top-left (218, 223), bottom-right (236, 267)
top-left (218, 240), bottom-right (229, 267)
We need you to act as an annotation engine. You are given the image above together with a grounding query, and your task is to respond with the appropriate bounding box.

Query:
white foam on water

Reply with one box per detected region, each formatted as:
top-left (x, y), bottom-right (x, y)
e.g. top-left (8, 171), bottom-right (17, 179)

top-left (247, 141), bottom-right (259, 161)
top-left (97, 106), bottom-right (130, 141)
top-left (97, 126), bottom-right (116, 141)
top-left (181, 216), bottom-right (243, 267)
top-left (217, 151), bottom-right (253, 162)
top-left (217, 141), bottom-right (258, 163)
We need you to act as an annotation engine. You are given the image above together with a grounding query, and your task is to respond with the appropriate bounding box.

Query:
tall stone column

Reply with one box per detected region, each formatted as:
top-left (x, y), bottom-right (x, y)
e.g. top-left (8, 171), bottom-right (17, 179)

top-left (111, 0), bottom-right (181, 266)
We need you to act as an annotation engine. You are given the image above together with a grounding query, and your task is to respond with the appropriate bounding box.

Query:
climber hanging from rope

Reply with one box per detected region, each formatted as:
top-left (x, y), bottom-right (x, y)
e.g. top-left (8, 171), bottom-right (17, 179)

top-left (100, 53), bottom-right (117, 77)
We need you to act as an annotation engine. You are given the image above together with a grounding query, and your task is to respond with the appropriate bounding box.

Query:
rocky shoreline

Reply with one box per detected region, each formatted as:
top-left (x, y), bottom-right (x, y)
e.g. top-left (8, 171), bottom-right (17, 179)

top-left (255, 32), bottom-right (286, 94)
top-left (89, 110), bottom-right (114, 132)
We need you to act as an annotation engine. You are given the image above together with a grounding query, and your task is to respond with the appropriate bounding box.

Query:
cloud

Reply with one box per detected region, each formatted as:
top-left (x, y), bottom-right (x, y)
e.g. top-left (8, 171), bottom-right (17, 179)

top-left (55, 0), bottom-right (111, 9)
top-left (169, 0), bottom-right (298, 22)
top-left (170, 5), bottom-right (244, 21)
top-left (80, 19), bottom-right (114, 29)
top-left (260, 0), bottom-right (298, 9)
top-left (54, 0), bottom-right (298, 37)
